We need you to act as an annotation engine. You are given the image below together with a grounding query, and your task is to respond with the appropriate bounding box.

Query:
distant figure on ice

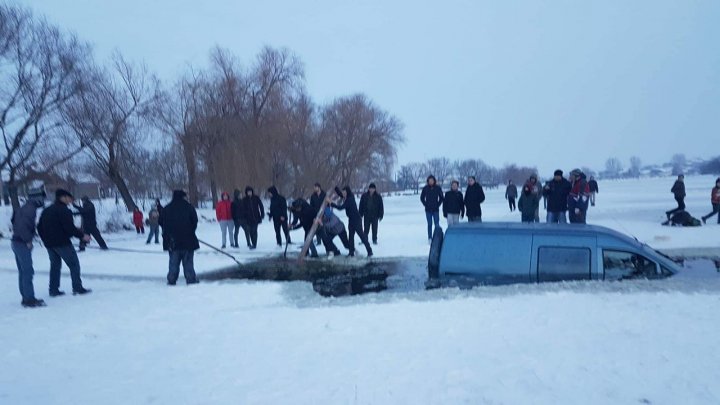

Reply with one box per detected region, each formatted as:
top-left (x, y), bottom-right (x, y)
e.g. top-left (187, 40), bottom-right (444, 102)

top-left (526, 175), bottom-right (542, 222)
top-left (159, 190), bottom-right (199, 285)
top-left (242, 186), bottom-right (264, 250)
top-left (37, 189), bottom-right (92, 297)
top-left (665, 175), bottom-right (686, 220)
top-left (333, 186), bottom-right (373, 257)
top-left (232, 189), bottom-right (250, 248)
top-left (588, 176), bottom-right (599, 206)
top-left (310, 183), bottom-right (326, 246)
top-left (133, 206), bottom-right (145, 234)
top-left (215, 192), bottom-right (234, 249)
top-left (290, 198), bottom-right (320, 258)
top-left (464, 176), bottom-right (485, 222)
top-left (359, 183), bottom-right (384, 245)
top-left (73, 196), bottom-right (108, 251)
top-left (443, 180), bottom-right (464, 227)
top-left (316, 206), bottom-right (350, 258)
top-left (421, 175), bottom-right (444, 243)
top-left (11, 188), bottom-right (47, 307)
top-left (505, 180), bottom-right (518, 212)
top-left (518, 184), bottom-right (539, 223)
top-left (267, 186), bottom-right (291, 247)
top-left (146, 204), bottom-right (160, 244)
top-left (543, 170), bottom-right (571, 223)
top-left (701, 178), bottom-right (720, 224)
top-left (568, 169), bottom-right (590, 224)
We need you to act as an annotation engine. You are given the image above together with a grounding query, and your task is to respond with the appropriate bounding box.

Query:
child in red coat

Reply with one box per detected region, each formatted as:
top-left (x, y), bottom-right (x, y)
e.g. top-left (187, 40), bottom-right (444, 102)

top-left (133, 207), bottom-right (145, 234)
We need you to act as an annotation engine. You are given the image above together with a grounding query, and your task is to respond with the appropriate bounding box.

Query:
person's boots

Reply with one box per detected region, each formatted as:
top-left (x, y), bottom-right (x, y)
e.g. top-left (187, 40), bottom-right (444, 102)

top-left (22, 298), bottom-right (46, 308)
top-left (73, 287), bottom-right (92, 295)
top-left (49, 290), bottom-right (65, 297)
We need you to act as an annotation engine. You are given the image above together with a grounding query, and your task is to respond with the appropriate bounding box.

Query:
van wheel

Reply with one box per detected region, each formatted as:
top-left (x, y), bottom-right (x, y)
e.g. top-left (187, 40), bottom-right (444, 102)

top-left (428, 227), bottom-right (444, 279)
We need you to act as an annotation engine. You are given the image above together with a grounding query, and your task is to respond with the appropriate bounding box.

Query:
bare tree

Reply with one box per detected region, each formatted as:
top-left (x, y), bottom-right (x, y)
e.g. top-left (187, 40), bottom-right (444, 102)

top-left (671, 153), bottom-right (686, 176)
top-left (605, 157), bottom-right (623, 179)
top-left (425, 157), bottom-right (451, 186)
top-left (629, 156), bottom-right (642, 178)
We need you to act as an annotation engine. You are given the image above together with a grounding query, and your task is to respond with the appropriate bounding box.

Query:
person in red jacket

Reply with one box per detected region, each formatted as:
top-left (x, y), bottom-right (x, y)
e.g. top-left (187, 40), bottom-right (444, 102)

top-left (216, 191), bottom-right (234, 248)
top-left (701, 178), bottom-right (720, 224)
top-left (133, 206), bottom-right (145, 234)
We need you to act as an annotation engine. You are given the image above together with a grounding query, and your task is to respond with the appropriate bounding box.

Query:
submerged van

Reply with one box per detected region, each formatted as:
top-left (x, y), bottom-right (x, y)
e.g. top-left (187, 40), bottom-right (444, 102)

top-left (427, 223), bottom-right (680, 288)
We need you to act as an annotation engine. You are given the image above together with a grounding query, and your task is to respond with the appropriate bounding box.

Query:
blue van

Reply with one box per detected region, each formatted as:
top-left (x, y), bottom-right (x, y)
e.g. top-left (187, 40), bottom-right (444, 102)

top-left (427, 223), bottom-right (680, 287)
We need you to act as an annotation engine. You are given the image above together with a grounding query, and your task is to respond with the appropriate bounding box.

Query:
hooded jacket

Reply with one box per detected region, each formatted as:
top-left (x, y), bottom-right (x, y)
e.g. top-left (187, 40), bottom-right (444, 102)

top-left (242, 187), bottom-right (264, 225)
top-left (231, 189), bottom-right (245, 224)
top-left (420, 176), bottom-right (444, 212)
top-left (38, 199), bottom-right (85, 248)
top-left (216, 192), bottom-right (233, 221)
top-left (11, 199), bottom-right (44, 244)
top-left (332, 186), bottom-right (361, 221)
top-left (73, 198), bottom-right (98, 230)
top-left (518, 186), bottom-right (540, 222)
top-left (463, 182), bottom-right (485, 218)
top-left (310, 188), bottom-right (326, 214)
top-left (159, 190), bottom-right (199, 251)
top-left (267, 186), bottom-right (288, 221)
top-left (291, 199), bottom-right (316, 232)
top-left (359, 190), bottom-right (384, 220)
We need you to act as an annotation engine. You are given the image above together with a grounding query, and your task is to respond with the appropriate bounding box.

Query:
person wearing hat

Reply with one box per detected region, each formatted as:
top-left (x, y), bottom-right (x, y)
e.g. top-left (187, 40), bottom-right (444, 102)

top-left (359, 183), bottom-right (384, 244)
top-left (543, 170), bottom-right (572, 223)
top-left (11, 188), bottom-right (47, 307)
top-left (567, 169), bottom-right (591, 224)
top-left (464, 176), bottom-right (486, 222)
top-left (159, 190), bottom-right (199, 285)
top-left (241, 186), bottom-right (264, 249)
top-left (309, 183), bottom-right (326, 246)
top-left (666, 174), bottom-right (686, 220)
top-left (73, 196), bottom-right (108, 251)
top-left (267, 186), bottom-right (291, 247)
top-left (37, 189), bottom-right (92, 296)
top-left (525, 174), bottom-right (542, 222)
top-left (518, 184), bottom-right (539, 223)
top-left (701, 178), bottom-right (720, 224)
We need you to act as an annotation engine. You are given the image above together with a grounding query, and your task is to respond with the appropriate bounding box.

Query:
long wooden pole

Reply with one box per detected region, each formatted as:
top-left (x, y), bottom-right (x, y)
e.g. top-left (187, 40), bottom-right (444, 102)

top-left (298, 192), bottom-right (335, 263)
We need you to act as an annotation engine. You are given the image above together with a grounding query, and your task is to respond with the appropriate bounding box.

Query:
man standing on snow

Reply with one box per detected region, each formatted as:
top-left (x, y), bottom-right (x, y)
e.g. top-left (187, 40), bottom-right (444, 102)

top-left (231, 189), bottom-right (250, 248)
top-left (159, 190), bottom-right (199, 285)
top-left (421, 175), bottom-right (444, 243)
top-left (588, 176), bottom-right (599, 207)
top-left (443, 180), bottom-right (465, 226)
top-left (701, 178), bottom-right (720, 224)
top-left (73, 196), bottom-right (108, 251)
top-left (333, 186), bottom-right (373, 257)
top-left (359, 183), bottom-right (384, 245)
top-left (242, 186), bottom-right (264, 249)
top-left (309, 183), bottom-right (326, 246)
top-left (464, 176), bottom-right (486, 222)
top-left (11, 188), bottom-right (47, 307)
top-left (543, 170), bottom-right (572, 223)
top-left (37, 189), bottom-right (92, 297)
top-left (568, 169), bottom-right (591, 224)
top-left (666, 174), bottom-right (686, 220)
top-left (215, 192), bottom-right (234, 248)
top-left (505, 180), bottom-right (518, 212)
top-left (267, 186), bottom-right (291, 247)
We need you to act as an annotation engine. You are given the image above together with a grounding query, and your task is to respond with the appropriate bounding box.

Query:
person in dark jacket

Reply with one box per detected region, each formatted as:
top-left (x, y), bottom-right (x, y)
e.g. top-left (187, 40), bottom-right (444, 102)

top-left (701, 178), bottom-right (720, 224)
top-left (242, 186), bottom-right (264, 249)
top-left (316, 206), bottom-right (351, 258)
top-left (568, 169), bottom-right (590, 224)
top-left (159, 190), bottom-right (199, 285)
top-left (443, 180), bottom-right (465, 226)
top-left (11, 189), bottom-right (47, 307)
top-left (420, 175), bottom-right (444, 242)
top-left (518, 184), bottom-right (539, 223)
top-left (359, 183), bottom-right (384, 244)
top-left (146, 205), bottom-right (160, 244)
top-left (588, 176), bottom-right (599, 206)
top-left (267, 186), bottom-right (291, 246)
top-left (231, 189), bottom-right (250, 248)
top-left (37, 189), bottom-right (92, 296)
top-left (310, 183), bottom-right (326, 246)
top-left (505, 180), bottom-right (518, 212)
top-left (543, 170), bottom-right (572, 223)
top-left (464, 176), bottom-right (486, 222)
top-left (290, 199), bottom-right (320, 258)
top-left (155, 198), bottom-right (164, 217)
top-left (73, 196), bottom-right (108, 251)
top-left (666, 175), bottom-right (686, 220)
top-left (332, 186), bottom-right (373, 257)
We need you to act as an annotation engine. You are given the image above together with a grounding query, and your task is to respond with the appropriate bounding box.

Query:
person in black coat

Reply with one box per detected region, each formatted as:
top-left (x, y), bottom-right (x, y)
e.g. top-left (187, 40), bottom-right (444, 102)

top-left (267, 186), bottom-right (291, 246)
top-left (242, 186), bottom-right (264, 249)
top-left (11, 189), bottom-right (46, 307)
top-left (666, 175), bottom-right (686, 220)
top-left (37, 189), bottom-right (92, 296)
top-left (420, 175), bottom-right (444, 242)
top-left (588, 176), bottom-right (599, 206)
top-left (332, 186), bottom-right (373, 257)
top-left (309, 183), bottom-right (326, 246)
top-left (463, 176), bottom-right (485, 222)
top-left (359, 183), bottom-right (384, 244)
top-left (159, 190), bottom-right (199, 285)
top-left (443, 180), bottom-right (465, 226)
top-left (543, 170), bottom-right (572, 223)
top-left (73, 196), bottom-right (108, 251)
top-left (290, 199), bottom-right (319, 257)
top-left (231, 189), bottom-right (250, 248)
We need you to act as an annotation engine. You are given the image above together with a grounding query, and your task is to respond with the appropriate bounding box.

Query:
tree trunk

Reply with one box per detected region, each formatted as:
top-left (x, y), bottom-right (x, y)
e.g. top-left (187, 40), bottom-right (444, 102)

top-left (108, 166), bottom-right (136, 212)
top-left (208, 159), bottom-right (218, 209)
top-left (8, 169), bottom-right (20, 211)
top-left (180, 136), bottom-right (199, 207)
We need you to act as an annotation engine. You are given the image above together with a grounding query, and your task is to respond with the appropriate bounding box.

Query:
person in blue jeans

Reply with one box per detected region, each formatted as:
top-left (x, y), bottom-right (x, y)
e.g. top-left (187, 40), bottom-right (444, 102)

top-left (37, 189), bottom-right (92, 297)
top-left (420, 175), bottom-right (444, 243)
top-left (11, 188), bottom-right (47, 307)
top-left (159, 190), bottom-right (199, 285)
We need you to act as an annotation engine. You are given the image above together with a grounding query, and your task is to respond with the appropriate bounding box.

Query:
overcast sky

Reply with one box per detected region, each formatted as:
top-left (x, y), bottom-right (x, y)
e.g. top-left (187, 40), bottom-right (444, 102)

top-left (19, 0), bottom-right (720, 176)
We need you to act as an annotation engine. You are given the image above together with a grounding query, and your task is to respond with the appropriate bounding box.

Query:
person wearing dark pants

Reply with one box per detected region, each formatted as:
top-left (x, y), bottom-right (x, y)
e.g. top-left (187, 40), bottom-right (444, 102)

top-left (310, 183), bottom-right (326, 246)
top-left (290, 199), bottom-right (319, 257)
top-left (37, 189), bottom-right (92, 296)
top-left (73, 197), bottom-right (108, 251)
top-left (317, 207), bottom-right (351, 257)
top-left (666, 175), bottom-right (686, 220)
top-left (146, 205), bottom-right (160, 244)
top-left (505, 180), bottom-right (518, 212)
top-left (359, 183), bottom-right (384, 244)
top-left (464, 176), bottom-right (486, 223)
top-left (701, 178), bottom-right (720, 224)
top-left (421, 175), bottom-right (444, 243)
top-left (242, 186), bottom-right (264, 249)
top-left (232, 189), bottom-right (250, 247)
top-left (332, 187), bottom-right (373, 257)
top-left (11, 189), bottom-right (47, 307)
top-left (267, 186), bottom-right (291, 246)
top-left (159, 190), bottom-right (199, 285)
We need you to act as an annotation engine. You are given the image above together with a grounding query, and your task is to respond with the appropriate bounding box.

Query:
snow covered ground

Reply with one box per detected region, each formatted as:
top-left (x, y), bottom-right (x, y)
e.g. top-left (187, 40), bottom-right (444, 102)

top-left (1, 175), bottom-right (720, 404)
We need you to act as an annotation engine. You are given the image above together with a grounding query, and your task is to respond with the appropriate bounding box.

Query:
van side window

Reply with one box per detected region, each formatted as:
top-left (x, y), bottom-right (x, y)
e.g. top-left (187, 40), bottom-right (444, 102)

top-left (603, 250), bottom-right (658, 280)
top-left (537, 247), bottom-right (591, 282)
